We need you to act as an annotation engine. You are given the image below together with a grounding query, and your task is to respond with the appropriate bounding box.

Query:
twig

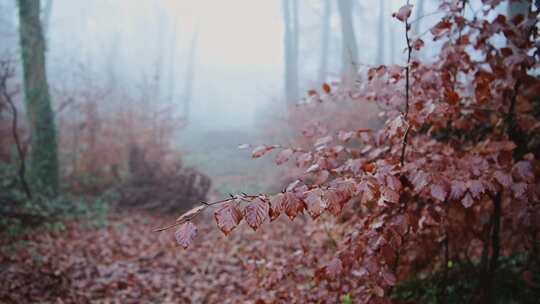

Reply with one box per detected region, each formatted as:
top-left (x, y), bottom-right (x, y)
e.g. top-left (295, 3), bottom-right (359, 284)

top-left (400, 0), bottom-right (413, 167)
top-left (0, 60), bottom-right (32, 199)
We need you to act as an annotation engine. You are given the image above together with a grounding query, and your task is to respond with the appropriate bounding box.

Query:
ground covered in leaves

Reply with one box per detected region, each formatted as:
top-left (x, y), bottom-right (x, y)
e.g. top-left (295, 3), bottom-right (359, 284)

top-left (0, 209), bottom-right (353, 303)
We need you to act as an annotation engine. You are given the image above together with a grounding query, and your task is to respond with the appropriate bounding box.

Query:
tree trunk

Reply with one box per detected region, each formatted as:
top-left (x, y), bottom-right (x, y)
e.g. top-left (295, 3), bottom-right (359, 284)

top-left (318, 0), bottom-right (331, 84)
top-left (17, 0), bottom-right (59, 195)
top-left (376, 0), bottom-right (385, 65)
top-left (337, 0), bottom-right (358, 82)
top-left (282, 0), bottom-right (299, 107)
top-left (183, 30), bottom-right (198, 122)
top-left (413, 0), bottom-right (424, 36)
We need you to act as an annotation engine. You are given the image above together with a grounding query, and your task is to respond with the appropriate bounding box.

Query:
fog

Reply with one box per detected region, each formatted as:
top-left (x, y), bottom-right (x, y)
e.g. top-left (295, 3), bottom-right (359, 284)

top-left (3, 0), bottom-right (445, 130)
top-left (0, 0), bottom-right (511, 194)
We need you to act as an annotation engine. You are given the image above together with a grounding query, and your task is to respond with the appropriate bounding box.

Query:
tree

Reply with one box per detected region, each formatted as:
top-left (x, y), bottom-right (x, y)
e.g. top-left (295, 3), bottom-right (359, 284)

top-left (337, 0), bottom-right (358, 82)
top-left (413, 0), bottom-right (424, 36)
top-left (167, 1), bottom-right (540, 302)
top-left (376, 0), bottom-right (386, 65)
top-left (282, 0), bottom-right (299, 107)
top-left (17, 0), bottom-right (58, 195)
top-left (183, 30), bottom-right (198, 122)
top-left (318, 0), bottom-right (331, 84)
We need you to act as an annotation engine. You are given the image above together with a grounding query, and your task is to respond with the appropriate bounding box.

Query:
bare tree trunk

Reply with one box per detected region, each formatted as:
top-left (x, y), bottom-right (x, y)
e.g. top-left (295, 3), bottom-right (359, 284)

top-left (282, 0), bottom-right (299, 107)
top-left (413, 0), bottom-right (424, 36)
top-left (167, 13), bottom-right (179, 104)
top-left (376, 0), bottom-right (385, 65)
top-left (183, 30), bottom-right (198, 122)
top-left (389, 22), bottom-right (396, 64)
top-left (337, 0), bottom-right (358, 82)
top-left (318, 0), bottom-right (331, 84)
top-left (17, 0), bottom-right (59, 195)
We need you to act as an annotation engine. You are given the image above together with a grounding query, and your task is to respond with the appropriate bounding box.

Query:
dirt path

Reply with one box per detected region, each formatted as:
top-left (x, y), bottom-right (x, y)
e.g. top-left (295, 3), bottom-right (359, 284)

top-left (0, 211), bottom-right (343, 303)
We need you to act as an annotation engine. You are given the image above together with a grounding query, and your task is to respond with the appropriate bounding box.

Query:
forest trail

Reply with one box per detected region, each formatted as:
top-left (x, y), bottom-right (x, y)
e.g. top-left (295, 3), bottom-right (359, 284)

top-left (0, 209), bottom-right (339, 303)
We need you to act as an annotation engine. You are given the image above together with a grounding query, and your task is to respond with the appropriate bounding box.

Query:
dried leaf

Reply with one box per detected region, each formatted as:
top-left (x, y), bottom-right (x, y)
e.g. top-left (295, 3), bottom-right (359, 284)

top-left (175, 222), bottom-right (197, 249)
top-left (243, 198), bottom-right (270, 231)
top-left (215, 203), bottom-right (243, 235)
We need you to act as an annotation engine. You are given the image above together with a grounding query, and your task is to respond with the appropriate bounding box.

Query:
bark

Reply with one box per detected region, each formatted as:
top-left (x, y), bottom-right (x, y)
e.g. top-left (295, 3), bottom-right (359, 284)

top-left (318, 0), bottom-right (331, 84)
top-left (337, 0), bottom-right (358, 82)
top-left (282, 0), bottom-right (299, 107)
top-left (17, 0), bottom-right (59, 195)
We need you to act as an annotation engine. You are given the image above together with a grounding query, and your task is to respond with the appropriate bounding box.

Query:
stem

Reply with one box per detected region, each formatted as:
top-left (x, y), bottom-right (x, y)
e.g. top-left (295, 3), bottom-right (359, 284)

top-left (400, 1), bottom-right (413, 167)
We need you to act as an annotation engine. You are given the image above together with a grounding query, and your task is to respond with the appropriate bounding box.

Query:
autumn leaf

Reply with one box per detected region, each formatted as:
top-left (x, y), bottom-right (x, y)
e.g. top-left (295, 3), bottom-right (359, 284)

top-left (462, 193), bottom-right (474, 208)
top-left (322, 83), bottom-right (331, 94)
top-left (283, 191), bottom-right (305, 220)
top-left (243, 197), bottom-right (269, 231)
top-left (175, 222), bottom-right (197, 249)
top-left (215, 203), bottom-right (243, 235)
top-left (430, 184), bottom-right (447, 202)
top-left (252, 145), bottom-right (276, 159)
top-left (269, 193), bottom-right (285, 221)
top-left (275, 148), bottom-right (293, 165)
top-left (393, 4), bottom-right (413, 22)
top-left (304, 188), bottom-right (326, 219)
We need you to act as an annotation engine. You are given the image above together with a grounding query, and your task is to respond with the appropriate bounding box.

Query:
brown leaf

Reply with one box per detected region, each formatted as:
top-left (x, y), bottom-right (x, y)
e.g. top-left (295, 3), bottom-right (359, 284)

top-left (269, 193), bottom-right (285, 221)
top-left (393, 4), bottom-right (413, 22)
top-left (304, 188), bottom-right (326, 219)
top-left (430, 184), bottom-right (447, 202)
top-left (243, 198), bottom-right (269, 231)
top-left (462, 193), bottom-right (474, 208)
top-left (275, 148), bottom-right (294, 165)
top-left (175, 222), bottom-right (197, 249)
top-left (283, 191), bottom-right (305, 220)
top-left (322, 83), bottom-right (331, 94)
top-left (215, 203), bottom-right (243, 235)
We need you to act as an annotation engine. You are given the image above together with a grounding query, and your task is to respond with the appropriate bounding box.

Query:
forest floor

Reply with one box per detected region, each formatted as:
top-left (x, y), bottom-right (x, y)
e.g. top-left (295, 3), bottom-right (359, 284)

top-left (0, 208), bottom-right (343, 303)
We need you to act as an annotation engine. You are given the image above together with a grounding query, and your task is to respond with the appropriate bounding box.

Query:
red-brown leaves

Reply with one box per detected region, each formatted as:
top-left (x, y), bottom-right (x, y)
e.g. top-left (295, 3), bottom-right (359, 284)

top-left (275, 148), bottom-right (293, 165)
top-left (252, 145), bottom-right (277, 159)
top-left (282, 191), bottom-right (305, 220)
top-left (304, 188), bottom-right (326, 218)
top-left (393, 4), bottom-right (413, 22)
top-left (322, 83), bottom-right (331, 94)
top-left (215, 203), bottom-right (243, 235)
top-left (269, 193), bottom-right (285, 220)
top-left (175, 222), bottom-right (198, 249)
top-left (315, 258), bottom-right (343, 281)
top-left (243, 198), bottom-right (269, 231)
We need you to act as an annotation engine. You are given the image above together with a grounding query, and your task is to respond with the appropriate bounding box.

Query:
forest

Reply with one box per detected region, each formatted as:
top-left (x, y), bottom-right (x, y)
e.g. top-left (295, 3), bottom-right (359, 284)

top-left (0, 0), bottom-right (539, 303)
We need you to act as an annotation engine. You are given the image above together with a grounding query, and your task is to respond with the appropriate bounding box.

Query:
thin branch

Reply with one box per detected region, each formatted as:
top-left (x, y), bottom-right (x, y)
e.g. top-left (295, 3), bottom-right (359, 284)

top-left (0, 60), bottom-right (32, 199)
top-left (400, 0), bottom-right (413, 167)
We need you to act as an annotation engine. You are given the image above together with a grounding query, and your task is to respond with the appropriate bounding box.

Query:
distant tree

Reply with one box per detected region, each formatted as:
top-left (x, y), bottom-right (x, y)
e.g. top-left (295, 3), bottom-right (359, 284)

top-left (17, 0), bottom-right (58, 195)
top-left (337, 0), bottom-right (358, 82)
top-left (318, 0), bottom-right (331, 84)
top-left (183, 30), bottom-right (198, 122)
top-left (376, 0), bottom-right (386, 65)
top-left (413, 0), bottom-right (424, 36)
top-left (282, 0), bottom-right (299, 107)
